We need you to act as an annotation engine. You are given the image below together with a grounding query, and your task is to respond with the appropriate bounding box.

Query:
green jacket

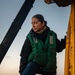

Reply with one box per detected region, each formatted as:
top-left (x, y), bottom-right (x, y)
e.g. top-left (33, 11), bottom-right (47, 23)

top-left (27, 30), bottom-right (57, 73)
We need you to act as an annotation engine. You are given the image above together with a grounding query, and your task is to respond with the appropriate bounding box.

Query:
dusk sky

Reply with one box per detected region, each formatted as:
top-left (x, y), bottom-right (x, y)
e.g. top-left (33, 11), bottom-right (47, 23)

top-left (0, 0), bottom-right (71, 75)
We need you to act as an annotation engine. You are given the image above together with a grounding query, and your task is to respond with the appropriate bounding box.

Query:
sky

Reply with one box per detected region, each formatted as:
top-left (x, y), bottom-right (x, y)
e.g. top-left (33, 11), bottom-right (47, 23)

top-left (0, 0), bottom-right (71, 75)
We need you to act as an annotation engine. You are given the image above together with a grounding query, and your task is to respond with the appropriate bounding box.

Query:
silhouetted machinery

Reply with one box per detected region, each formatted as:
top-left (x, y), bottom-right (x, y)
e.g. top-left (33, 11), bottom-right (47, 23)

top-left (0, 0), bottom-right (35, 63)
top-left (0, 0), bottom-right (74, 75)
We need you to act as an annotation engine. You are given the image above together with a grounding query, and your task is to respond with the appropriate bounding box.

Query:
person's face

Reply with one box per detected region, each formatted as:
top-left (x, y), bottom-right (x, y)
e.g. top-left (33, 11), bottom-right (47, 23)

top-left (31, 17), bottom-right (45, 32)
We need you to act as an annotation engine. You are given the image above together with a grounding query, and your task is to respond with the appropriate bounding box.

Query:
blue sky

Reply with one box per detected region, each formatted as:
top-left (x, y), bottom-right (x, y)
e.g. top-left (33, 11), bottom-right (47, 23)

top-left (0, 0), bottom-right (70, 75)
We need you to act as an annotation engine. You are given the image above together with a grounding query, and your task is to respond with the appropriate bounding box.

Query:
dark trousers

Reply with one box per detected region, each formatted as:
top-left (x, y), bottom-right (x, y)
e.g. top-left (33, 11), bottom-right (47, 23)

top-left (22, 61), bottom-right (55, 75)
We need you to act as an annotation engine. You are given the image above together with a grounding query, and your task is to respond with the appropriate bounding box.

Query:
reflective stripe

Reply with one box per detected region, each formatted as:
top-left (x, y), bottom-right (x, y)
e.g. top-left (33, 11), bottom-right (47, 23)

top-left (33, 37), bottom-right (38, 43)
top-left (49, 35), bottom-right (53, 44)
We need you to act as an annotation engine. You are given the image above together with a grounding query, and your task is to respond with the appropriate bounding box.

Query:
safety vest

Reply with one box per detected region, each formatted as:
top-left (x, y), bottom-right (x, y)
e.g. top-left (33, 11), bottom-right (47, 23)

top-left (27, 30), bottom-right (57, 73)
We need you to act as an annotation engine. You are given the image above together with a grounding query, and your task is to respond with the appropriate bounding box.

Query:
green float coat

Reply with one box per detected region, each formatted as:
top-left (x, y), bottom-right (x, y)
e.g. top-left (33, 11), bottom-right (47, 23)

top-left (27, 30), bottom-right (57, 73)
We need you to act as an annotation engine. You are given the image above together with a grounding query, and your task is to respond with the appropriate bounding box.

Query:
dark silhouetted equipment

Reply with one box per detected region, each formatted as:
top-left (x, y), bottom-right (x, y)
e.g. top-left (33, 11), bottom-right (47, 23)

top-left (0, 0), bottom-right (35, 63)
top-left (44, 0), bottom-right (72, 6)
